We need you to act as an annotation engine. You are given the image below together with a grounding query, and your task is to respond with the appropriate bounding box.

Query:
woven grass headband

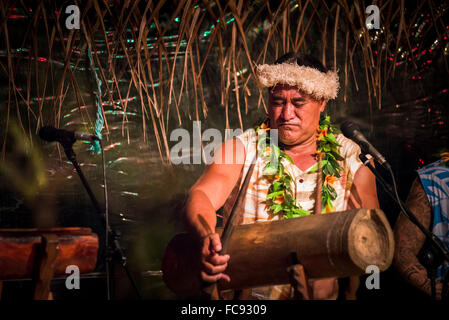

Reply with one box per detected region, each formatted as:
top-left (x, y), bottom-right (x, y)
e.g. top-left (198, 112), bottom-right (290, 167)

top-left (256, 62), bottom-right (339, 100)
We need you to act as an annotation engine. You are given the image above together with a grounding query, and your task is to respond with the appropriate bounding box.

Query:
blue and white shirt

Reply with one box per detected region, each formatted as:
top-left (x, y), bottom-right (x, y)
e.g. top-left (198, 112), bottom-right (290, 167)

top-left (417, 160), bottom-right (449, 281)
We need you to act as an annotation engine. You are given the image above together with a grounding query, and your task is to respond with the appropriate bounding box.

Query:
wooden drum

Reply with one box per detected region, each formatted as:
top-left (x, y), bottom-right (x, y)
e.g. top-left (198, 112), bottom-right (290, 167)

top-left (218, 208), bottom-right (394, 290)
top-left (162, 208), bottom-right (394, 296)
top-left (0, 227), bottom-right (98, 280)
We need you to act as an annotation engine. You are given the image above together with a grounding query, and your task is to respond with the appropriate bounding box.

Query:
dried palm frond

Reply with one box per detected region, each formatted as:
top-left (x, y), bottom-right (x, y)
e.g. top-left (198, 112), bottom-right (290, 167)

top-left (1, 0), bottom-right (448, 161)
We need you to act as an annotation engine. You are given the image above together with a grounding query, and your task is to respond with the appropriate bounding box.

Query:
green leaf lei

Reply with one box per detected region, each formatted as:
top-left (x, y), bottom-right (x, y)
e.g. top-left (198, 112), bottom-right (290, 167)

top-left (255, 115), bottom-right (343, 219)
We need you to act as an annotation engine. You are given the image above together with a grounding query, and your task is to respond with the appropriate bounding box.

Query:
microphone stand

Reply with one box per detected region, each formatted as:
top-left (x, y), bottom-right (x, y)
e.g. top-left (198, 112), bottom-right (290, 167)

top-left (359, 153), bottom-right (449, 300)
top-left (61, 141), bottom-right (141, 299)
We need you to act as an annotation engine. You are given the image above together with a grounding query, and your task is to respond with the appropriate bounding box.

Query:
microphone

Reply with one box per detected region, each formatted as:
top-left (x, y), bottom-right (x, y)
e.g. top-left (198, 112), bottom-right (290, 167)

top-left (340, 121), bottom-right (391, 170)
top-left (39, 126), bottom-right (100, 146)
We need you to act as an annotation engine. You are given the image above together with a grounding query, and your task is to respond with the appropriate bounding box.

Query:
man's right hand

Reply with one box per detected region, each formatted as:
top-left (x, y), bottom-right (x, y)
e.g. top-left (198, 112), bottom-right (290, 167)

top-left (200, 233), bottom-right (231, 283)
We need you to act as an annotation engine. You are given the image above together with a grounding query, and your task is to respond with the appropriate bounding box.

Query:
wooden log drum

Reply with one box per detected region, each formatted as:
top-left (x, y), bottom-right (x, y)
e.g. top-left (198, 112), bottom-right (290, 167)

top-left (162, 208), bottom-right (394, 297)
top-left (0, 228), bottom-right (98, 299)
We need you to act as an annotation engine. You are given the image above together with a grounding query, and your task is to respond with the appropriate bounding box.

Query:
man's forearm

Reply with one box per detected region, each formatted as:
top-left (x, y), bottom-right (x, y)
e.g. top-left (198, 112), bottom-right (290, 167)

top-left (396, 250), bottom-right (433, 296)
top-left (394, 177), bottom-right (434, 296)
top-left (184, 189), bottom-right (217, 238)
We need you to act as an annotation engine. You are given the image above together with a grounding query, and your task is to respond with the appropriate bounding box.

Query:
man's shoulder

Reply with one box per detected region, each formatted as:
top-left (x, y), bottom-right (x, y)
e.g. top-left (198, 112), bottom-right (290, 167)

top-left (227, 128), bottom-right (257, 145)
top-left (336, 134), bottom-right (361, 159)
top-left (417, 160), bottom-right (449, 182)
top-left (418, 160), bottom-right (449, 173)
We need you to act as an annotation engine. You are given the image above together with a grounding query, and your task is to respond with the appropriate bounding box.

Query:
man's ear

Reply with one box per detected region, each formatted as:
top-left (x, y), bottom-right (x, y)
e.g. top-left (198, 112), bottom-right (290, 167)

top-left (319, 100), bottom-right (327, 113)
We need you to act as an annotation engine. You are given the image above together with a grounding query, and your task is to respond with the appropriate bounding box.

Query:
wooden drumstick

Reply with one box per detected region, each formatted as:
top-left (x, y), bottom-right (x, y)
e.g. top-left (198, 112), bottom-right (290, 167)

top-left (203, 153), bottom-right (258, 299)
top-left (313, 154), bottom-right (322, 215)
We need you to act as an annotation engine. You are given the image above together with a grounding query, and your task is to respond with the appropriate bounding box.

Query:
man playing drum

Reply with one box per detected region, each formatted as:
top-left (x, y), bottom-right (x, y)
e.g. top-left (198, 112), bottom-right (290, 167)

top-left (184, 52), bottom-right (379, 299)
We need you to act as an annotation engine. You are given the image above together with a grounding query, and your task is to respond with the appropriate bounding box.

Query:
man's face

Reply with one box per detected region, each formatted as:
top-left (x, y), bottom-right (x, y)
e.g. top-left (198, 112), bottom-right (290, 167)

top-left (268, 84), bottom-right (326, 146)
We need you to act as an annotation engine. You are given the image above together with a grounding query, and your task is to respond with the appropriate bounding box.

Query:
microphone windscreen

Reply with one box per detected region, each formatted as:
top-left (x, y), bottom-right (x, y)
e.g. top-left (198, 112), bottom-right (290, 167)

top-left (340, 121), bottom-right (360, 139)
top-left (38, 126), bottom-right (75, 144)
top-left (38, 126), bottom-right (58, 142)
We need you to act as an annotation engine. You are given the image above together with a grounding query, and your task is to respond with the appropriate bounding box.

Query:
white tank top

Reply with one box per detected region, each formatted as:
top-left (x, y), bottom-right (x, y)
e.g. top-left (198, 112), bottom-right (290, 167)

top-left (222, 128), bottom-right (364, 299)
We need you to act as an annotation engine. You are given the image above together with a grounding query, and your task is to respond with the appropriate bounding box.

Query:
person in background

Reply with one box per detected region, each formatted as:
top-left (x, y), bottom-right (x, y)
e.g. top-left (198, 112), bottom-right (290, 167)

top-left (394, 151), bottom-right (449, 300)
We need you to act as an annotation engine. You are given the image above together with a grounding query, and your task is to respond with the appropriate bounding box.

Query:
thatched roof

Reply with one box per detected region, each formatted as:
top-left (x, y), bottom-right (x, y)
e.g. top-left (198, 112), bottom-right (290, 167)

top-left (1, 0), bottom-right (448, 162)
